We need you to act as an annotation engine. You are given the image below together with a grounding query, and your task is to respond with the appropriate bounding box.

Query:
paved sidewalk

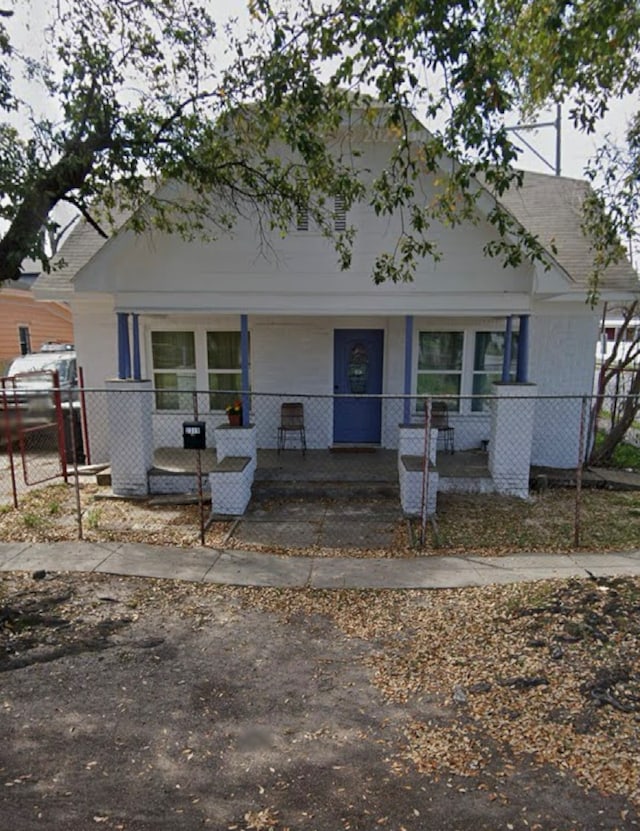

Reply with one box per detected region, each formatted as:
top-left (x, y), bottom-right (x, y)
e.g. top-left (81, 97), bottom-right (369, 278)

top-left (1, 541), bottom-right (640, 589)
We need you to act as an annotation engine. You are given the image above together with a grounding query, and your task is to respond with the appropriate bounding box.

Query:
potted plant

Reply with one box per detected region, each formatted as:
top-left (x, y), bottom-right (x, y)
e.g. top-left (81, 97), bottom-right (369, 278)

top-left (225, 399), bottom-right (242, 426)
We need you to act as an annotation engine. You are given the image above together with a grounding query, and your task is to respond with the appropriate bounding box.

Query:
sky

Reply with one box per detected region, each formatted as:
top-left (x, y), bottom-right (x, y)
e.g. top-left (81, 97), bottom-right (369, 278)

top-left (4, 0), bottom-right (639, 237)
top-left (7, 0), bottom-right (637, 180)
top-left (506, 95), bottom-right (636, 181)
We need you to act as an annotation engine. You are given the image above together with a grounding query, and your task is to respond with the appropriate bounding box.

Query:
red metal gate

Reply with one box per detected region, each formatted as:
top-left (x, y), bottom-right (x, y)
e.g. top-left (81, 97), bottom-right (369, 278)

top-left (1, 370), bottom-right (68, 507)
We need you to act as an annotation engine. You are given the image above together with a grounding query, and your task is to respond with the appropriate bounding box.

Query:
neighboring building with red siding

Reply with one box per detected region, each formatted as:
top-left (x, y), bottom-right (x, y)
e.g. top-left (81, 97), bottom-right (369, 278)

top-left (0, 268), bottom-right (74, 374)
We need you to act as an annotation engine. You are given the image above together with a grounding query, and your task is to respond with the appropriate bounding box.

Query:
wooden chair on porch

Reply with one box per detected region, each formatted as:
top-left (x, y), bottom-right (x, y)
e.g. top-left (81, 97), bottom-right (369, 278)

top-left (277, 402), bottom-right (306, 455)
top-left (432, 400), bottom-right (454, 454)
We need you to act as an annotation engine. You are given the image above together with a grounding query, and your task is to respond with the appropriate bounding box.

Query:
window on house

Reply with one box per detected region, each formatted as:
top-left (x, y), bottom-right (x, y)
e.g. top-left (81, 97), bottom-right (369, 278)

top-left (18, 326), bottom-right (31, 355)
top-left (471, 331), bottom-right (519, 411)
top-left (207, 331), bottom-right (246, 410)
top-left (334, 195), bottom-right (347, 231)
top-left (416, 331), bottom-right (464, 411)
top-left (605, 327), bottom-right (616, 341)
top-left (151, 331), bottom-right (196, 410)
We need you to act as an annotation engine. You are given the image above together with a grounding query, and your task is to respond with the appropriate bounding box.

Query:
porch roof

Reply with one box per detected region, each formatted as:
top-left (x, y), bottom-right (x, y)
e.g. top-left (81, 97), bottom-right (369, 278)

top-left (498, 171), bottom-right (638, 294)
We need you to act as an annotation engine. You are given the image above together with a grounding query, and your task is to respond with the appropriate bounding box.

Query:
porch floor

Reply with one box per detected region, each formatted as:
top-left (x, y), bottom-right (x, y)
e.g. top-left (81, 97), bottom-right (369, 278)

top-left (151, 446), bottom-right (490, 482)
top-left (255, 448), bottom-right (397, 482)
top-left (436, 448), bottom-right (490, 478)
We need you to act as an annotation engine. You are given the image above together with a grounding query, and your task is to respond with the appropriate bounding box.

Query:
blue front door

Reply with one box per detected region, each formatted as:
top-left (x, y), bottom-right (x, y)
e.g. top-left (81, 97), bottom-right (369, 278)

top-left (333, 329), bottom-right (383, 443)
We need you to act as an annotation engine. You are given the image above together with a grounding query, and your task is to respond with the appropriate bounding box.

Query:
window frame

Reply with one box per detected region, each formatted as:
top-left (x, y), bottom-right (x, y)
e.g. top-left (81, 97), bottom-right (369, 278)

top-left (150, 330), bottom-right (197, 412)
top-left (17, 325), bottom-right (31, 356)
top-left (471, 330), bottom-right (519, 412)
top-left (415, 330), bottom-right (465, 412)
top-left (415, 324), bottom-right (520, 416)
top-left (148, 326), bottom-right (249, 413)
top-left (206, 330), bottom-right (247, 411)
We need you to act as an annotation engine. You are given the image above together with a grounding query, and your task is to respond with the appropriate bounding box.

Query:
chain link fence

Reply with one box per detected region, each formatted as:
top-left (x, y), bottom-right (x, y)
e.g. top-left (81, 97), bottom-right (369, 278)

top-left (0, 387), bottom-right (637, 551)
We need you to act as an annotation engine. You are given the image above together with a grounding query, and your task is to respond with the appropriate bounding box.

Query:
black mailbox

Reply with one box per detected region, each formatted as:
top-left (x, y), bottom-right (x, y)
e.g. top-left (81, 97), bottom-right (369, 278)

top-left (183, 421), bottom-right (206, 450)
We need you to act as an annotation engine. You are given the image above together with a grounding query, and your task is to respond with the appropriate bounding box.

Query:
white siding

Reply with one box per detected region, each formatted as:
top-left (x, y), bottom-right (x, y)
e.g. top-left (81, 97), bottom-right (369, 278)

top-left (74, 145), bottom-right (535, 316)
top-left (71, 298), bottom-right (117, 463)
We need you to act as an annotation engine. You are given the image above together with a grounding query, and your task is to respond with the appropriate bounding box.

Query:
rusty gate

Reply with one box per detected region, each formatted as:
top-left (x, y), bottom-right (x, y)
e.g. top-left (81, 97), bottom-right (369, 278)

top-left (0, 370), bottom-right (75, 507)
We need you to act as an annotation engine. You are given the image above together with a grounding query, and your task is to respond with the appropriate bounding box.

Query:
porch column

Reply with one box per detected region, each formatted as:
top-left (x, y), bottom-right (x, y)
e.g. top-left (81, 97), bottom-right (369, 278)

top-left (117, 313), bottom-right (131, 380)
top-left (403, 315), bottom-right (413, 424)
top-left (516, 314), bottom-right (530, 382)
top-left (131, 313), bottom-right (141, 381)
top-left (106, 379), bottom-right (153, 496)
top-left (240, 314), bottom-right (250, 427)
top-left (502, 315), bottom-right (513, 383)
top-left (489, 381), bottom-right (537, 498)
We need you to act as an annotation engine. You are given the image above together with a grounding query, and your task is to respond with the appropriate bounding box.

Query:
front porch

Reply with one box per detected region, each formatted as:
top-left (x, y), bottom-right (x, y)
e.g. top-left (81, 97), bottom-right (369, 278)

top-left (148, 445), bottom-right (492, 500)
top-left (103, 381), bottom-right (536, 514)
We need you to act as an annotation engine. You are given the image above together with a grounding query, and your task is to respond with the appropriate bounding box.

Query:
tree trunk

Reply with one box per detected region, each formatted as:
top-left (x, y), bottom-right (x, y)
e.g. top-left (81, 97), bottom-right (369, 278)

top-left (589, 368), bottom-right (640, 465)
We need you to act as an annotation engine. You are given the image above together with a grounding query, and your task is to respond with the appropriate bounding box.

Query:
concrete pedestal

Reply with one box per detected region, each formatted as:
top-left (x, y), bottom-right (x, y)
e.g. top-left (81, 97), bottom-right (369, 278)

top-left (106, 379), bottom-right (153, 497)
top-left (489, 383), bottom-right (537, 498)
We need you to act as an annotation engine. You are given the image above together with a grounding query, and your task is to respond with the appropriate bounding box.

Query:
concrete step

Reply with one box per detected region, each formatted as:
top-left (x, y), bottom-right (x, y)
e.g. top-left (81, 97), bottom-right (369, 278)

top-left (251, 478), bottom-right (399, 500)
top-left (96, 467), bottom-right (112, 486)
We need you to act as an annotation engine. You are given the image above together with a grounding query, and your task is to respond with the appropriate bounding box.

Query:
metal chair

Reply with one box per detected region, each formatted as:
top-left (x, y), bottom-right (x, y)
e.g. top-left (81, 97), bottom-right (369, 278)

top-left (431, 400), bottom-right (454, 454)
top-left (277, 402), bottom-right (306, 455)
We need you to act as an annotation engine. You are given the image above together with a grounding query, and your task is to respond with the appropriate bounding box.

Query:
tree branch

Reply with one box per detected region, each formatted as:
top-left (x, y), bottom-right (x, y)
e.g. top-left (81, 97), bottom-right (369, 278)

top-left (0, 129), bottom-right (113, 281)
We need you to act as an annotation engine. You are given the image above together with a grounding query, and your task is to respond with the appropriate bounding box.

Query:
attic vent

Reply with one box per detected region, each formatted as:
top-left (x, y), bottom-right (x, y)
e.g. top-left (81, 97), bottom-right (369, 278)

top-left (296, 201), bottom-right (309, 232)
top-left (334, 195), bottom-right (347, 231)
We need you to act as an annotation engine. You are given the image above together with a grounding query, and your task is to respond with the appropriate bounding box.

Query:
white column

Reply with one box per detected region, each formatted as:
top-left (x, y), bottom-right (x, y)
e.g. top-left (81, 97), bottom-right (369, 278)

top-left (489, 382), bottom-right (537, 498)
top-left (106, 379), bottom-right (154, 496)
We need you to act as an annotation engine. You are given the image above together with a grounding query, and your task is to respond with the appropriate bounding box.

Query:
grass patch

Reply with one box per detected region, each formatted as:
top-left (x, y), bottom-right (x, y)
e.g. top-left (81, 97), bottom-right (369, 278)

top-left (418, 489), bottom-right (640, 554)
top-left (85, 507), bottom-right (101, 530)
top-left (22, 511), bottom-right (44, 530)
top-left (1, 481), bottom-right (638, 556)
top-left (608, 441), bottom-right (640, 470)
top-left (593, 431), bottom-right (640, 471)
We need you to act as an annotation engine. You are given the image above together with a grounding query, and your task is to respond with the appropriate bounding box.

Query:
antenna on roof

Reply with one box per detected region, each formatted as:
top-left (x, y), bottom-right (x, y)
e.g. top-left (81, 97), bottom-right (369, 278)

top-left (506, 103), bottom-right (562, 176)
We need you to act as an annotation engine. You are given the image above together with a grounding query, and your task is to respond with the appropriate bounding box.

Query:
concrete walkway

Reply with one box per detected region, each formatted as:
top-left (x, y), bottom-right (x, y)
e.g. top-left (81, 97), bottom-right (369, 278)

top-left (1, 541), bottom-right (640, 589)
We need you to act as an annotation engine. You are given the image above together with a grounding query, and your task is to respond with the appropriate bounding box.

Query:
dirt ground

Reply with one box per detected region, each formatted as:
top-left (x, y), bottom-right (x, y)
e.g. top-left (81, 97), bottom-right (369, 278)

top-left (1, 570), bottom-right (639, 831)
top-left (1, 479), bottom-right (639, 556)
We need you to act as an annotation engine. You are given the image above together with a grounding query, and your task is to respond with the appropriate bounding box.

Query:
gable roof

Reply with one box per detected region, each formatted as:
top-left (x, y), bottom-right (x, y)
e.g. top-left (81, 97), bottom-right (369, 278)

top-left (32, 219), bottom-right (100, 300)
top-left (498, 170), bottom-right (638, 292)
top-left (33, 201), bottom-right (134, 301)
top-left (34, 166), bottom-right (638, 302)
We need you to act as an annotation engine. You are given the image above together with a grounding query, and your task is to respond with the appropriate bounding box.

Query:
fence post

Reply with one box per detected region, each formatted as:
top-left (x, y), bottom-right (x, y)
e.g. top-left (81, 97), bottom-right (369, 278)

top-left (193, 391), bottom-right (206, 546)
top-left (52, 370), bottom-right (68, 484)
top-left (574, 395), bottom-right (588, 547)
top-left (420, 398), bottom-right (432, 547)
top-left (2, 386), bottom-right (18, 509)
top-left (68, 387), bottom-right (83, 540)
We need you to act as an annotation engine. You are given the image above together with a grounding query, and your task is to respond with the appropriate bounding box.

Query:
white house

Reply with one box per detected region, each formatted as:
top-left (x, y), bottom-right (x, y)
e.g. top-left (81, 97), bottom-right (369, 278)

top-left (33, 116), bottom-right (638, 509)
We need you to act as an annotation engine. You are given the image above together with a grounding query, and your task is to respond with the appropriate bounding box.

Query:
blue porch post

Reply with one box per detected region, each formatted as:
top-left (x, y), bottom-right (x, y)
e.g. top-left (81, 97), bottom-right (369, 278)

top-left (117, 313), bottom-right (131, 379)
top-left (502, 315), bottom-right (513, 382)
top-left (516, 314), bottom-right (530, 382)
top-left (403, 315), bottom-right (414, 424)
top-left (131, 313), bottom-right (141, 381)
top-left (240, 314), bottom-right (250, 426)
